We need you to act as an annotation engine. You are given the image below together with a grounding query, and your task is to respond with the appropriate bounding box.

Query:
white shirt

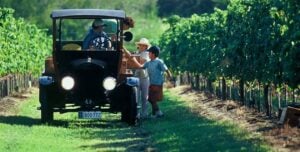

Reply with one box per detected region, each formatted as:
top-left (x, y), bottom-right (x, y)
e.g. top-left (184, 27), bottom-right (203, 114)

top-left (134, 50), bottom-right (150, 78)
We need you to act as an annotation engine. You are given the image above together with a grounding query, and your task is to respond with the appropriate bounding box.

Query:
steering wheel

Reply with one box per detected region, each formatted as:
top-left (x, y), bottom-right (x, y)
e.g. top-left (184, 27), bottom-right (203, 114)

top-left (90, 36), bottom-right (110, 50)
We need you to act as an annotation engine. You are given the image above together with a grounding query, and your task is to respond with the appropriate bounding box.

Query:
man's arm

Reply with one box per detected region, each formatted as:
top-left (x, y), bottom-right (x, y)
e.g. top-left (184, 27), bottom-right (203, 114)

top-left (122, 47), bottom-right (143, 68)
top-left (82, 36), bottom-right (90, 49)
top-left (122, 46), bottom-right (132, 58)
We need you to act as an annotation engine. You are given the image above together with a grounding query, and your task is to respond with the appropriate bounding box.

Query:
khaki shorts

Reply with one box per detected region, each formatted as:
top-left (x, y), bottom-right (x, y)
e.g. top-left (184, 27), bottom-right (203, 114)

top-left (148, 85), bottom-right (163, 103)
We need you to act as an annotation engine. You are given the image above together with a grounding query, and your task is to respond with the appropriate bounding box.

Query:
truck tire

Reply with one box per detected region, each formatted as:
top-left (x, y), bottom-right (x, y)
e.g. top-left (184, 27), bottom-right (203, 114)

top-left (121, 86), bottom-right (138, 125)
top-left (40, 87), bottom-right (54, 123)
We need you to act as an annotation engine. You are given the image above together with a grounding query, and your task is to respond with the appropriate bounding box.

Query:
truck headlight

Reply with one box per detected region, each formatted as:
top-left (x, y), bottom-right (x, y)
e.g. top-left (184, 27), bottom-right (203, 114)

top-left (103, 77), bottom-right (116, 90)
top-left (61, 76), bottom-right (75, 90)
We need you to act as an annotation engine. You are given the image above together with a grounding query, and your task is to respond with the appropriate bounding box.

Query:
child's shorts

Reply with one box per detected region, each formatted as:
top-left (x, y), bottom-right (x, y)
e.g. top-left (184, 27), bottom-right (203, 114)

top-left (148, 85), bottom-right (163, 103)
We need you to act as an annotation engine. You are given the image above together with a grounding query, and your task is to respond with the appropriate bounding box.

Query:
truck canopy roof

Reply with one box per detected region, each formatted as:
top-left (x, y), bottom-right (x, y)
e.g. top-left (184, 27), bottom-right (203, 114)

top-left (51, 9), bottom-right (125, 19)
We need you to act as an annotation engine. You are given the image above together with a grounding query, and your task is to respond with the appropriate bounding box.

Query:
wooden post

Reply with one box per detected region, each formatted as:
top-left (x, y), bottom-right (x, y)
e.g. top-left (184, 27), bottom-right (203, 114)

top-left (264, 84), bottom-right (270, 116)
top-left (216, 78), bottom-right (220, 98)
top-left (285, 85), bottom-right (288, 106)
top-left (0, 81), bottom-right (3, 98)
top-left (179, 74), bottom-right (183, 86)
top-left (293, 88), bottom-right (295, 104)
top-left (199, 75), bottom-right (202, 91)
top-left (278, 88), bottom-right (281, 110)
top-left (207, 79), bottom-right (213, 94)
top-left (229, 84), bottom-right (232, 100)
top-left (187, 72), bottom-right (191, 85)
top-left (257, 84), bottom-right (261, 112)
top-left (231, 81), bottom-right (237, 100)
top-left (269, 86), bottom-right (273, 117)
top-left (239, 79), bottom-right (245, 105)
top-left (6, 76), bottom-right (10, 96)
top-left (195, 73), bottom-right (199, 90)
top-left (222, 77), bottom-right (226, 101)
top-left (190, 73), bottom-right (195, 89)
top-left (176, 75), bottom-right (180, 86)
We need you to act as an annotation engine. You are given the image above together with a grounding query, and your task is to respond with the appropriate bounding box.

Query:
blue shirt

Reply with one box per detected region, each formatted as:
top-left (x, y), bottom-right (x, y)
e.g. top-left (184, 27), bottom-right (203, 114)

top-left (82, 29), bottom-right (109, 49)
top-left (143, 58), bottom-right (168, 85)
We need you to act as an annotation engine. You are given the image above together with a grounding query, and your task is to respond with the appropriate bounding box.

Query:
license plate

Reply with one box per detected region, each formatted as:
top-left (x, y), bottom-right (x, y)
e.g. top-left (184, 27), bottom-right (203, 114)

top-left (78, 111), bottom-right (101, 119)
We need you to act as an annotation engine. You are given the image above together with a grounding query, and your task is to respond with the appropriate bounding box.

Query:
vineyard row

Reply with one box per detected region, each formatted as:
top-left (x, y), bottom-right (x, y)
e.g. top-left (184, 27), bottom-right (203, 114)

top-left (159, 0), bottom-right (299, 116)
top-left (176, 72), bottom-right (299, 118)
top-left (0, 8), bottom-right (51, 77)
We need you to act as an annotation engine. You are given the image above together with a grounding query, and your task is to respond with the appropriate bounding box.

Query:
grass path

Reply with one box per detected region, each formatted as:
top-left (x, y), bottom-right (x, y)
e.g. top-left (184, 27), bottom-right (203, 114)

top-left (0, 88), bottom-right (272, 151)
top-left (142, 90), bottom-right (272, 152)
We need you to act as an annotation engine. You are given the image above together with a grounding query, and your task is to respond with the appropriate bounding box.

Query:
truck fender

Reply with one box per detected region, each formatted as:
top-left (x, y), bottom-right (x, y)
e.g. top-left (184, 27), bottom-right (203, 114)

top-left (39, 76), bottom-right (54, 86)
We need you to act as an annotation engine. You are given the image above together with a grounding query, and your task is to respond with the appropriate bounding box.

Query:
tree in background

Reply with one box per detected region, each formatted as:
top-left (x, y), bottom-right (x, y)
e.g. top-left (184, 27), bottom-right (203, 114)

top-left (157, 0), bottom-right (229, 17)
top-left (0, 0), bottom-right (162, 51)
top-left (0, 0), bottom-right (158, 32)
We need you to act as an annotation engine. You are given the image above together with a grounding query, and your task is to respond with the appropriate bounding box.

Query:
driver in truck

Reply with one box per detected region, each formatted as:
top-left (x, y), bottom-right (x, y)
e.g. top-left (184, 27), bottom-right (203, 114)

top-left (83, 19), bottom-right (111, 50)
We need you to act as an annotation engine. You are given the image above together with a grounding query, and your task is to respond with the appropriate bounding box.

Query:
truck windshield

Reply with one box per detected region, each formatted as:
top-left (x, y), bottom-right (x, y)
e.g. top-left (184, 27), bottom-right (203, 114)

top-left (56, 18), bottom-right (119, 51)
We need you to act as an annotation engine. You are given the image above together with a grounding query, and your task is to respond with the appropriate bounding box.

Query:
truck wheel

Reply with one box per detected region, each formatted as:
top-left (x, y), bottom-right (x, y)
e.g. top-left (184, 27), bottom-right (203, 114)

top-left (121, 86), bottom-right (138, 125)
top-left (40, 88), bottom-right (53, 123)
top-left (41, 103), bottom-right (53, 123)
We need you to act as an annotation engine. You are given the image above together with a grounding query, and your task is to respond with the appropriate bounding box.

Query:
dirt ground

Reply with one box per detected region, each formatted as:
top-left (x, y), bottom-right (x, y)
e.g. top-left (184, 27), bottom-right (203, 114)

top-left (0, 88), bottom-right (34, 116)
top-left (167, 85), bottom-right (300, 152)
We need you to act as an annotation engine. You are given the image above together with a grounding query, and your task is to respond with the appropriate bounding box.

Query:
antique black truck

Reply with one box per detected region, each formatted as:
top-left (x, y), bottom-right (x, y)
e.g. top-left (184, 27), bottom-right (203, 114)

top-left (39, 9), bottom-right (138, 125)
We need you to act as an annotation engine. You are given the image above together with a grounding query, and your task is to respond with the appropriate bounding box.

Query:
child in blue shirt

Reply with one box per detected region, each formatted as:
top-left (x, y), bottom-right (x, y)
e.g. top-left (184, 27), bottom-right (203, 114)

top-left (143, 46), bottom-right (172, 117)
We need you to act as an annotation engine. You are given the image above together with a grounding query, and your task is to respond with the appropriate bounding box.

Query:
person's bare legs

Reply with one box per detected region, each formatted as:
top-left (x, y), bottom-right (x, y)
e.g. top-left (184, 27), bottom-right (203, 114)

top-left (151, 101), bottom-right (159, 115)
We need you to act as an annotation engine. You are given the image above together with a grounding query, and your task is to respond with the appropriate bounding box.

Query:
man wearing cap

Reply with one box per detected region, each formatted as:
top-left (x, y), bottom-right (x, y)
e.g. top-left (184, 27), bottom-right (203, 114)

top-left (83, 19), bottom-right (111, 50)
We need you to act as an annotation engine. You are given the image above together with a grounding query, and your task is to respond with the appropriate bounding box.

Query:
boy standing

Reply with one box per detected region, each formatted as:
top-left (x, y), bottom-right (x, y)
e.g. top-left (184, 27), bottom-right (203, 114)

top-left (142, 46), bottom-right (172, 117)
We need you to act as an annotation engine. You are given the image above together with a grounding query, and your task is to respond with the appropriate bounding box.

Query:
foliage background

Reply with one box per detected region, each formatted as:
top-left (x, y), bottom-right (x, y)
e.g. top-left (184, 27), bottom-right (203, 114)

top-left (0, 0), bottom-right (163, 47)
top-left (159, 0), bottom-right (300, 89)
top-left (0, 0), bottom-right (229, 48)
top-left (0, 8), bottom-right (51, 76)
top-left (0, 0), bottom-right (298, 90)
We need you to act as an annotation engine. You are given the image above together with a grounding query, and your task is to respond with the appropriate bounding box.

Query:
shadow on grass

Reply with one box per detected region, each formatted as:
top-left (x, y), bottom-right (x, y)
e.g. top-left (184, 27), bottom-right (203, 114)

top-left (79, 130), bottom-right (153, 151)
top-left (139, 91), bottom-right (271, 152)
top-left (0, 115), bottom-right (73, 128)
top-left (0, 114), bottom-right (129, 129)
top-left (0, 115), bottom-right (153, 151)
top-left (0, 115), bottom-right (41, 126)
top-left (72, 115), bottom-right (154, 151)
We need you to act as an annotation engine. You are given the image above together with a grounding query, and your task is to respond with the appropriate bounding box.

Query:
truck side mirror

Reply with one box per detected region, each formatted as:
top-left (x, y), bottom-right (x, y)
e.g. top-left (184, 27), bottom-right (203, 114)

top-left (124, 31), bottom-right (133, 42)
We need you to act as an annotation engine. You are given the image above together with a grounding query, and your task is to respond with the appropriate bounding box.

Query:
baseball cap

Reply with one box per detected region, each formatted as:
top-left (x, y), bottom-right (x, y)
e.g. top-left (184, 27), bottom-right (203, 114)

top-left (147, 46), bottom-right (160, 57)
top-left (92, 19), bottom-right (107, 27)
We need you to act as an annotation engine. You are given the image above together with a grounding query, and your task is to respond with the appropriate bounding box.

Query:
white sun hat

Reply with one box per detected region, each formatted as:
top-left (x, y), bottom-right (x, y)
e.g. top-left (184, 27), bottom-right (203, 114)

top-left (135, 38), bottom-right (151, 47)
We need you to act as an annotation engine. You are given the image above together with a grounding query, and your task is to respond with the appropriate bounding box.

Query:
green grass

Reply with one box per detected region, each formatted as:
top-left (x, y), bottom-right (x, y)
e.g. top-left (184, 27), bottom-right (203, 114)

top-left (0, 93), bottom-right (150, 152)
top-left (0, 89), bottom-right (273, 152)
top-left (141, 90), bottom-right (273, 152)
